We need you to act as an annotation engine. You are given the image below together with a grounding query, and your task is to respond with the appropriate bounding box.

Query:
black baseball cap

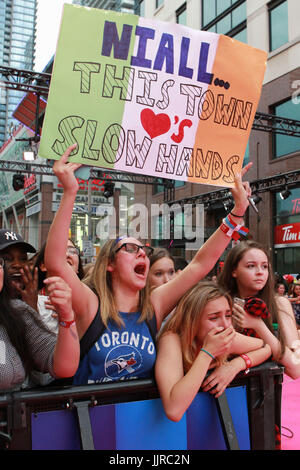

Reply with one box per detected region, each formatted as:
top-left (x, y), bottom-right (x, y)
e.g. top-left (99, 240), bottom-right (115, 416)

top-left (0, 229), bottom-right (36, 254)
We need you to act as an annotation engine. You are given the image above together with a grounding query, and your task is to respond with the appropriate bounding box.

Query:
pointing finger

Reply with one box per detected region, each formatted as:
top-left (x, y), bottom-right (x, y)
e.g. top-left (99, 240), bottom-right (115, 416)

top-left (241, 161), bottom-right (253, 178)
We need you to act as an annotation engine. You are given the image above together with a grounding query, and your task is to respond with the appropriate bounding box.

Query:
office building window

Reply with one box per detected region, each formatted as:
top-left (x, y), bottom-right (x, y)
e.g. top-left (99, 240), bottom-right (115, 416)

top-left (272, 99), bottom-right (300, 158)
top-left (153, 178), bottom-right (164, 195)
top-left (275, 187), bottom-right (300, 225)
top-left (243, 141), bottom-right (249, 166)
top-left (202, 0), bottom-right (247, 42)
top-left (138, 0), bottom-right (145, 16)
top-left (153, 178), bottom-right (185, 195)
top-left (176, 3), bottom-right (187, 25)
top-left (269, 0), bottom-right (288, 51)
top-left (232, 27), bottom-right (247, 43)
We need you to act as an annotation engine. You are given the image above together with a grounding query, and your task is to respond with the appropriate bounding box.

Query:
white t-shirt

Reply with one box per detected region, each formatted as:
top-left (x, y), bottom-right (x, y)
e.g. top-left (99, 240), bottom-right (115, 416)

top-left (37, 295), bottom-right (59, 334)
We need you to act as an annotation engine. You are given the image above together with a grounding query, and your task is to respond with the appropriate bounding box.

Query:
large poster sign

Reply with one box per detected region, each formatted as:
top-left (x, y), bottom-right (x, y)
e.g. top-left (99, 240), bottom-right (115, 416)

top-left (39, 4), bottom-right (267, 187)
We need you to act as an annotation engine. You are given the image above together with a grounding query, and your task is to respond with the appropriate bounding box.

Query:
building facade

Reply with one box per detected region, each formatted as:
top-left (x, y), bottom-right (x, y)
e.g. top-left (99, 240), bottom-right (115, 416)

top-left (134, 0), bottom-right (300, 274)
top-left (72, 0), bottom-right (135, 13)
top-left (0, 0), bottom-right (37, 146)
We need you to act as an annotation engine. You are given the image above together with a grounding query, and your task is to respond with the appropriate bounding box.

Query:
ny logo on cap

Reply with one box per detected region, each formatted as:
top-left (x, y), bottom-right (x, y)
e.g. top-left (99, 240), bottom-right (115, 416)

top-left (5, 231), bottom-right (18, 241)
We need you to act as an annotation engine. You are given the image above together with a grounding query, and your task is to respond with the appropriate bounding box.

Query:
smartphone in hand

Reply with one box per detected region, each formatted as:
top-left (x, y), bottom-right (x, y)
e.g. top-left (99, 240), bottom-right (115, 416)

top-left (234, 297), bottom-right (245, 307)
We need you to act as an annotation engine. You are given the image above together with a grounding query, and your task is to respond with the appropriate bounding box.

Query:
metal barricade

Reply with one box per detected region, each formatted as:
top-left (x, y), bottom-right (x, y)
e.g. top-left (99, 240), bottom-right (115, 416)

top-left (0, 361), bottom-right (283, 450)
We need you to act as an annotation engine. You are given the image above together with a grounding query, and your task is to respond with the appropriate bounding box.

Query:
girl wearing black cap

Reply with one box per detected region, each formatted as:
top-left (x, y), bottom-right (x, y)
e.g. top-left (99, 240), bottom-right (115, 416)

top-left (0, 229), bottom-right (38, 308)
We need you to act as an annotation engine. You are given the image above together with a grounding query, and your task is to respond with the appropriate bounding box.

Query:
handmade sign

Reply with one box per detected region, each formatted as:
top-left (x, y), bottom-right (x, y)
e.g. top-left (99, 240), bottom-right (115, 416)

top-left (39, 4), bottom-right (267, 187)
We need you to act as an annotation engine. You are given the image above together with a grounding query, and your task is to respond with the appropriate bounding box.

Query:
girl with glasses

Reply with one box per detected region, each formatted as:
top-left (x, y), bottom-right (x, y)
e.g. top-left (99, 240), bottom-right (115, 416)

top-left (45, 144), bottom-right (252, 385)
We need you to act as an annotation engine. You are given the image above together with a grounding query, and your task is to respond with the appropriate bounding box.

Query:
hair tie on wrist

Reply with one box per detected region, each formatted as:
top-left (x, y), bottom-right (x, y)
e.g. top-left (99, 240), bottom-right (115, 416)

top-left (230, 212), bottom-right (244, 218)
top-left (200, 348), bottom-right (215, 360)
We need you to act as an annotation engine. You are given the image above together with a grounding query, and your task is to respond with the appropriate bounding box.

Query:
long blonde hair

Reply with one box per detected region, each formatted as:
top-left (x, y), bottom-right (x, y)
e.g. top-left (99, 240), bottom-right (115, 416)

top-left (89, 238), bottom-right (154, 327)
top-left (160, 280), bottom-right (233, 372)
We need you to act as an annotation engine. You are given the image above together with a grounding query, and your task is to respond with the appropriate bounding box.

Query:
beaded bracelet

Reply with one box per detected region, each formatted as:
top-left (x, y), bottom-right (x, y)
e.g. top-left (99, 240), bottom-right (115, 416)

top-left (220, 214), bottom-right (249, 241)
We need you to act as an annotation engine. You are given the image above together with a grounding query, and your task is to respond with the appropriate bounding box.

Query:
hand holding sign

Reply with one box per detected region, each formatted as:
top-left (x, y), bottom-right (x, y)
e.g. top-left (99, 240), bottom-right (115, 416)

top-left (230, 162), bottom-right (253, 216)
top-left (53, 143), bottom-right (82, 194)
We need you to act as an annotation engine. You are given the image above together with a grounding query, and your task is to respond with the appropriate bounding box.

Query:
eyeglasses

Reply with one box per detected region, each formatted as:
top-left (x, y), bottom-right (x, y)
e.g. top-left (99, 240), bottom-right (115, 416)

top-left (0, 258), bottom-right (4, 268)
top-left (115, 243), bottom-right (154, 257)
top-left (66, 247), bottom-right (79, 256)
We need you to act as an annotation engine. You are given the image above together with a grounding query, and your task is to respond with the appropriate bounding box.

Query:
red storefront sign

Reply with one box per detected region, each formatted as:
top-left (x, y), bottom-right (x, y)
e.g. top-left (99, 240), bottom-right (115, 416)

top-left (57, 176), bottom-right (111, 192)
top-left (23, 174), bottom-right (37, 195)
top-left (274, 223), bottom-right (300, 247)
top-left (291, 199), bottom-right (300, 214)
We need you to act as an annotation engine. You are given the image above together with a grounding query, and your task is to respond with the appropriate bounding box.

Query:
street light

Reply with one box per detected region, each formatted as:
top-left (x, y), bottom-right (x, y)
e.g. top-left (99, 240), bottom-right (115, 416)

top-left (103, 181), bottom-right (115, 199)
top-left (23, 150), bottom-right (35, 161)
top-left (12, 174), bottom-right (25, 191)
top-left (252, 193), bottom-right (262, 204)
top-left (279, 187), bottom-right (291, 200)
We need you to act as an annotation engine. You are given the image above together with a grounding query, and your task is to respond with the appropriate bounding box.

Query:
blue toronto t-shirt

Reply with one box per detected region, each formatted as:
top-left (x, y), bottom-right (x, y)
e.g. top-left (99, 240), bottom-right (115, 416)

top-left (73, 311), bottom-right (156, 385)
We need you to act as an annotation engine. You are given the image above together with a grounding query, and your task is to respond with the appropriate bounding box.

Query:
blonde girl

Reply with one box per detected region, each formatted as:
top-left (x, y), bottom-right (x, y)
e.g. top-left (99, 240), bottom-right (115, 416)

top-left (155, 281), bottom-right (271, 422)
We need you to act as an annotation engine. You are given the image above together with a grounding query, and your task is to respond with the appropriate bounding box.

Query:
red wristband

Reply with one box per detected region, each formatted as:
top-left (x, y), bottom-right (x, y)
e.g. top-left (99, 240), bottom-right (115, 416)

top-left (220, 215), bottom-right (249, 241)
top-left (240, 354), bottom-right (252, 374)
top-left (59, 319), bottom-right (75, 328)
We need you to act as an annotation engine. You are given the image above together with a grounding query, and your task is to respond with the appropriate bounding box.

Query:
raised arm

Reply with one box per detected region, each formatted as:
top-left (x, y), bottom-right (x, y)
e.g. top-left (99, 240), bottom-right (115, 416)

top-left (44, 145), bottom-right (98, 333)
top-left (151, 164), bottom-right (252, 329)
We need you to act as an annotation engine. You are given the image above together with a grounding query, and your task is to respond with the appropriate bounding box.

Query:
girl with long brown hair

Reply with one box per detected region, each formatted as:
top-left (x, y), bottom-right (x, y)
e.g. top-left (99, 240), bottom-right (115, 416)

top-left (218, 240), bottom-right (300, 379)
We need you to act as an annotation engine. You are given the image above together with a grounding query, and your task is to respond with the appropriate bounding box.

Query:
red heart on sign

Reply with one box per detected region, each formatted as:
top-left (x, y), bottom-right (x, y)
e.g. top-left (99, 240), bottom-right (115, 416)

top-left (140, 108), bottom-right (171, 139)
